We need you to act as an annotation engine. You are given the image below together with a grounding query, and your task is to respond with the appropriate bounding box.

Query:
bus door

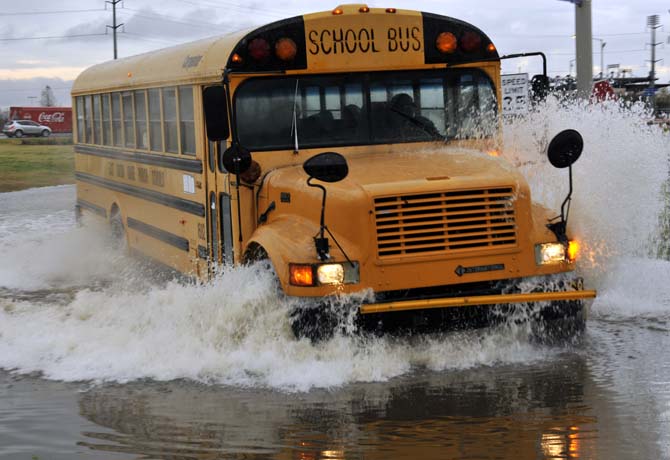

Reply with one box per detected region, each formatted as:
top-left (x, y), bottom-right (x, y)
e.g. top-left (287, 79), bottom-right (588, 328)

top-left (204, 139), bottom-right (235, 267)
top-left (203, 86), bottom-right (234, 269)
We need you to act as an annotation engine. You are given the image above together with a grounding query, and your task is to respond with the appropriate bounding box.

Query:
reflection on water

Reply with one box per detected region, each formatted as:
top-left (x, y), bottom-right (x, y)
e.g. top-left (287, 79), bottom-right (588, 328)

top-left (74, 355), bottom-right (600, 459)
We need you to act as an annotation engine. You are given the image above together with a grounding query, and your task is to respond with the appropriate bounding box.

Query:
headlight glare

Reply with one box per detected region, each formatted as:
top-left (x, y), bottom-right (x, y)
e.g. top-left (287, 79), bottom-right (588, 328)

top-left (317, 264), bottom-right (344, 285)
top-left (536, 243), bottom-right (566, 265)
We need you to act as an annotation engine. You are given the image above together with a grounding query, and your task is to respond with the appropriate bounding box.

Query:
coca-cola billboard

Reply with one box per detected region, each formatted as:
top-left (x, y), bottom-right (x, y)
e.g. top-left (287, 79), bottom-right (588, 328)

top-left (9, 106), bottom-right (72, 133)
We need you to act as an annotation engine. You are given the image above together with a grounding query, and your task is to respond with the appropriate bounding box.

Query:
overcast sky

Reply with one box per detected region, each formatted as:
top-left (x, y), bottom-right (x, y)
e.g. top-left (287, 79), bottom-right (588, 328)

top-left (1, 0), bottom-right (668, 108)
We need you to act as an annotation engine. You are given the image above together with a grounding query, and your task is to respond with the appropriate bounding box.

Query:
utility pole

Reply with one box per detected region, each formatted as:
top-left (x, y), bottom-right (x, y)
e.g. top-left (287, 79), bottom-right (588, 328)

top-left (106, 0), bottom-right (123, 59)
top-left (574, 0), bottom-right (593, 97)
top-left (647, 15), bottom-right (662, 112)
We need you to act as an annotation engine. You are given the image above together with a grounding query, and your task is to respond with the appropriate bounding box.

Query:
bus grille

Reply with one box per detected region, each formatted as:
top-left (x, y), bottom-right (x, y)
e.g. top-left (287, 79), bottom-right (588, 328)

top-left (374, 187), bottom-right (518, 258)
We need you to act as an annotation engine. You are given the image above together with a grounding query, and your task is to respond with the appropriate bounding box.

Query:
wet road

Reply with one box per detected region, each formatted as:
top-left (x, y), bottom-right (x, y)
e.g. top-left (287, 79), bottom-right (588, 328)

top-left (2, 315), bottom-right (670, 459)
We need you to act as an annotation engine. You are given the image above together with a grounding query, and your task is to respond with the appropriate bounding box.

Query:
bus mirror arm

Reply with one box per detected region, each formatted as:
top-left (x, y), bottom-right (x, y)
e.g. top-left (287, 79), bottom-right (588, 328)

top-left (303, 152), bottom-right (353, 264)
top-left (545, 129), bottom-right (584, 245)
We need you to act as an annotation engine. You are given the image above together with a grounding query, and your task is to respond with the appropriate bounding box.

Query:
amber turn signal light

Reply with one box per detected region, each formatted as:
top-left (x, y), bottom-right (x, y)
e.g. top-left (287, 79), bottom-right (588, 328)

top-left (567, 240), bottom-right (580, 262)
top-left (436, 32), bottom-right (457, 54)
top-left (487, 43), bottom-right (497, 53)
top-left (275, 37), bottom-right (297, 61)
top-left (231, 53), bottom-right (243, 64)
top-left (290, 264), bottom-right (315, 286)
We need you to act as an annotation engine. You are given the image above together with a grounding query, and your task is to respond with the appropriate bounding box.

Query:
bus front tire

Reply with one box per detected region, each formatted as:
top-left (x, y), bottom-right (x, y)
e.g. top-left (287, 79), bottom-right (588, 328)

top-left (532, 300), bottom-right (586, 343)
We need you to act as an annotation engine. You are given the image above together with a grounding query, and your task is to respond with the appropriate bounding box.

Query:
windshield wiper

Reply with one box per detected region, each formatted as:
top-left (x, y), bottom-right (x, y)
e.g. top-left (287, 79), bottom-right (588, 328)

top-left (290, 79), bottom-right (300, 154)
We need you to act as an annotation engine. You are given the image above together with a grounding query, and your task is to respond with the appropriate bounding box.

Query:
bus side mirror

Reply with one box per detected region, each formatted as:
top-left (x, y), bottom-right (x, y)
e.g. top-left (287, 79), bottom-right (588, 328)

top-left (221, 144), bottom-right (252, 175)
top-left (303, 152), bottom-right (349, 183)
top-left (530, 74), bottom-right (550, 101)
top-left (547, 129), bottom-right (583, 168)
top-left (203, 86), bottom-right (229, 141)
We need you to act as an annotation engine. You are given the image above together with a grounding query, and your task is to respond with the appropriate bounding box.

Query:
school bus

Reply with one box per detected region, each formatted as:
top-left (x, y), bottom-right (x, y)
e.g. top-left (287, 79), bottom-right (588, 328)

top-left (72, 4), bottom-right (596, 339)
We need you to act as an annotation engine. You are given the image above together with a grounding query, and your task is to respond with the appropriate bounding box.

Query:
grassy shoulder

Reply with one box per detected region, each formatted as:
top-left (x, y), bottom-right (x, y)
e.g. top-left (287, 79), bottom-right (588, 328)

top-left (0, 138), bottom-right (74, 192)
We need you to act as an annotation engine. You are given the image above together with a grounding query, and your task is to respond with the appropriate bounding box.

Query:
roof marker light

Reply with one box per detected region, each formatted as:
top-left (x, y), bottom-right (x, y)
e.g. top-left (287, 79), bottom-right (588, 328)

top-left (359, 6), bottom-right (370, 13)
top-left (332, 7), bottom-right (343, 15)
top-left (386, 7), bottom-right (397, 13)
top-left (231, 53), bottom-right (243, 64)
top-left (487, 43), bottom-right (497, 53)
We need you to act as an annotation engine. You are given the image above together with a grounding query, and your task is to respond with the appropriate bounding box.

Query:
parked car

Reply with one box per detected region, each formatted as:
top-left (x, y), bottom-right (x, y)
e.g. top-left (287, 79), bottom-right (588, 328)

top-left (2, 120), bottom-right (52, 138)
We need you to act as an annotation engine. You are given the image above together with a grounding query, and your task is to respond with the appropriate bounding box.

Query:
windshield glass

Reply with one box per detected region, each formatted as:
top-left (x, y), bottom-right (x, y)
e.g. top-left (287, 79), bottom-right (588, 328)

top-left (235, 69), bottom-right (497, 151)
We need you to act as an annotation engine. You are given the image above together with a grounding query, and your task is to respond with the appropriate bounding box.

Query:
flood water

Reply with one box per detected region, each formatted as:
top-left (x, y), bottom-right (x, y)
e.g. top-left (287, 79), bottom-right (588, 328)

top-left (1, 100), bottom-right (670, 459)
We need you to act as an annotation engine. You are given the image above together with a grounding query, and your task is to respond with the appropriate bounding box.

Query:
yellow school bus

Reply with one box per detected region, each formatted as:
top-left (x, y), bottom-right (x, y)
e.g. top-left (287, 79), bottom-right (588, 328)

top-left (72, 4), bottom-right (596, 339)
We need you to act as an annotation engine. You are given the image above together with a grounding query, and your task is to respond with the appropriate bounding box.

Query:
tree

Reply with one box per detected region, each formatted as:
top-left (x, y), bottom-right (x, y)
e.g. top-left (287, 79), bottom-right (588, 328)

top-left (40, 85), bottom-right (57, 107)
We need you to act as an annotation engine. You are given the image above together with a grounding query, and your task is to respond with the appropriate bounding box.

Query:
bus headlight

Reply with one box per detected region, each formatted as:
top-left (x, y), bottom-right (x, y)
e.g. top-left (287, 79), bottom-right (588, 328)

top-left (317, 264), bottom-right (344, 285)
top-left (535, 242), bottom-right (566, 265)
top-left (289, 262), bottom-right (359, 286)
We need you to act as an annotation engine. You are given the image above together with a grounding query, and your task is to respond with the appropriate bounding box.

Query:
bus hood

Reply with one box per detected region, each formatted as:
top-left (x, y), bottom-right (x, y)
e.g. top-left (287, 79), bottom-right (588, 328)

top-left (342, 149), bottom-right (525, 195)
top-left (264, 148), bottom-right (529, 212)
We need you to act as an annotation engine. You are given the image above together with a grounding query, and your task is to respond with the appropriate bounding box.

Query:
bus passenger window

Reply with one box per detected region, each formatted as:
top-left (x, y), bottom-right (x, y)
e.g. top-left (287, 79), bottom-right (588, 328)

top-left (163, 87), bottom-right (178, 153)
top-left (148, 89), bottom-right (163, 152)
top-left (92, 95), bottom-right (101, 145)
top-left (135, 90), bottom-right (148, 150)
top-left (85, 95), bottom-right (94, 144)
top-left (76, 97), bottom-right (85, 143)
top-left (111, 93), bottom-right (122, 147)
top-left (122, 92), bottom-right (135, 148)
top-left (179, 86), bottom-right (195, 155)
top-left (102, 94), bottom-right (111, 146)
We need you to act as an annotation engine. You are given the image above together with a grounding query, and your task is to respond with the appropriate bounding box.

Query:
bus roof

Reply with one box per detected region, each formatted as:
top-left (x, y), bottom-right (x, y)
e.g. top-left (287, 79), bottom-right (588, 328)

top-left (72, 5), bottom-right (498, 95)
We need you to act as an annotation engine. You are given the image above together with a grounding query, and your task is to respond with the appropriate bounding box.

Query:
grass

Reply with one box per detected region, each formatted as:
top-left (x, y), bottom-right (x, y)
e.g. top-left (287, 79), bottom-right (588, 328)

top-left (0, 138), bottom-right (74, 192)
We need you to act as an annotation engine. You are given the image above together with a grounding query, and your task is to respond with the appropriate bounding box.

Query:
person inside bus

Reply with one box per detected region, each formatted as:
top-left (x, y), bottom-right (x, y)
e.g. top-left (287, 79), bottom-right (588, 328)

top-left (388, 93), bottom-right (441, 140)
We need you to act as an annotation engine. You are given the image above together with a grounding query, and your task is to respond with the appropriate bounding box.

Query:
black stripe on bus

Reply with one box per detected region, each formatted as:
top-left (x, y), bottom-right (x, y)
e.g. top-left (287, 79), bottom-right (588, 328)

top-left (127, 217), bottom-right (190, 252)
top-left (75, 172), bottom-right (206, 217)
top-left (75, 145), bottom-right (203, 174)
top-left (76, 199), bottom-right (107, 217)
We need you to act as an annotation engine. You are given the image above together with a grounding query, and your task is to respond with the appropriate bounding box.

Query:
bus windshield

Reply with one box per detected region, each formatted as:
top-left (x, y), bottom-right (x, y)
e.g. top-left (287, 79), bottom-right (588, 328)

top-left (235, 68), bottom-right (497, 151)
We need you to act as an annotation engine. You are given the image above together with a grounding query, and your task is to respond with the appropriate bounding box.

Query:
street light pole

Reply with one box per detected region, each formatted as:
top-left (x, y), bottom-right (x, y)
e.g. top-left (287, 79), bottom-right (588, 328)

top-left (595, 38), bottom-right (606, 79)
top-left (574, 0), bottom-right (593, 97)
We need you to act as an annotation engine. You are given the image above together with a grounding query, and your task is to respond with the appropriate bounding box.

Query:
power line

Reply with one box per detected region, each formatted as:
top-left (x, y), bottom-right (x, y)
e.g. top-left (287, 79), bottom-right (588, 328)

top-left (547, 48), bottom-right (647, 56)
top-left (0, 32), bottom-right (107, 42)
top-left (122, 7), bottom-right (224, 29)
top-left (0, 8), bottom-right (105, 16)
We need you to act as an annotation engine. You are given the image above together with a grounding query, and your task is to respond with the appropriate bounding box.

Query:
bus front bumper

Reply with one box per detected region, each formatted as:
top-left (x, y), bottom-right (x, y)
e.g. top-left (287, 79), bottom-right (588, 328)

top-left (359, 290), bottom-right (597, 315)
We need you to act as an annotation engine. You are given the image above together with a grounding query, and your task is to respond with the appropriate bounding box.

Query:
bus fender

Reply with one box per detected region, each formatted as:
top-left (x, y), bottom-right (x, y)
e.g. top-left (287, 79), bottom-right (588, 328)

top-left (244, 215), bottom-right (322, 289)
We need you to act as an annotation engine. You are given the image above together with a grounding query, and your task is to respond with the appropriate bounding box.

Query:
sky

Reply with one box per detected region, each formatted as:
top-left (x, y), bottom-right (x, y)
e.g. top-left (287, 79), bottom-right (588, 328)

top-left (1, 0), bottom-right (669, 108)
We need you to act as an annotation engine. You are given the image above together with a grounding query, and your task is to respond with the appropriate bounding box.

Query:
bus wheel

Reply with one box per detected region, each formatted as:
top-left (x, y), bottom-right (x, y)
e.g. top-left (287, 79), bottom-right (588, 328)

top-left (290, 304), bottom-right (338, 343)
top-left (532, 300), bottom-right (586, 343)
top-left (109, 208), bottom-right (126, 249)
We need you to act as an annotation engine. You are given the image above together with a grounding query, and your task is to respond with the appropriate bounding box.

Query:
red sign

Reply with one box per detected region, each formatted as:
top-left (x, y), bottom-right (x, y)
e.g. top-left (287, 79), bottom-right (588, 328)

top-left (9, 106), bottom-right (72, 133)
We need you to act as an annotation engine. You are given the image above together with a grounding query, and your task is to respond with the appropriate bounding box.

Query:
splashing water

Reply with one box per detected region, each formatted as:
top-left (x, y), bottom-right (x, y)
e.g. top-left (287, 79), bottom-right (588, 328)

top-left (503, 97), bottom-right (670, 317)
top-left (0, 97), bottom-right (669, 390)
